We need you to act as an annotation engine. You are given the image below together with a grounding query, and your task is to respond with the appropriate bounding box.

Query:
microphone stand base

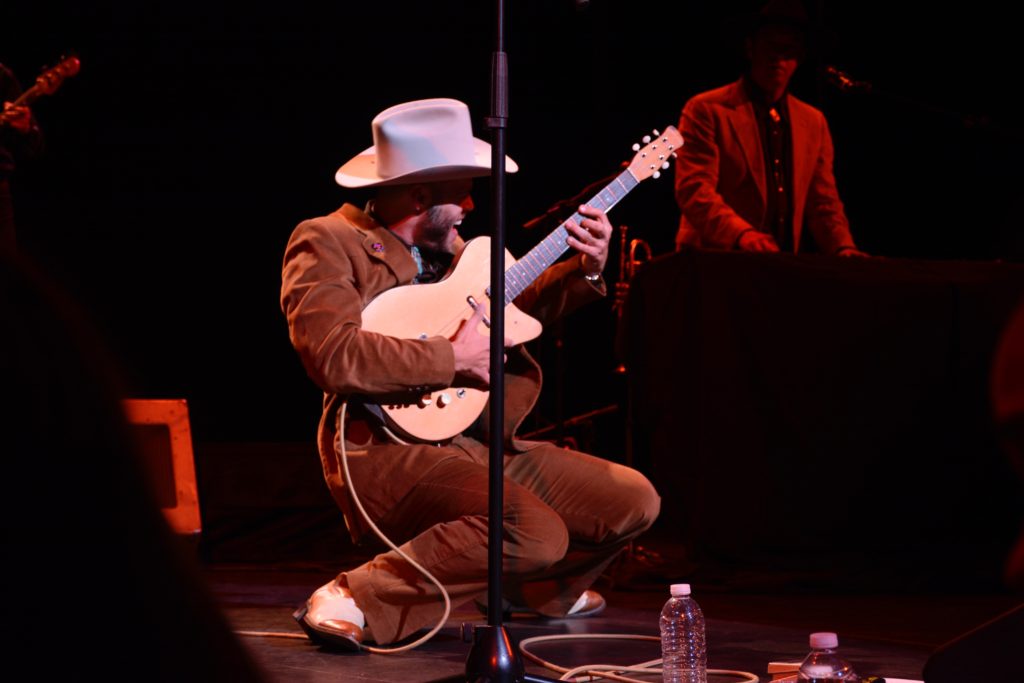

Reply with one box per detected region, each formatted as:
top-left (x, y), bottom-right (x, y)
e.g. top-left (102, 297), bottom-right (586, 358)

top-left (463, 624), bottom-right (559, 683)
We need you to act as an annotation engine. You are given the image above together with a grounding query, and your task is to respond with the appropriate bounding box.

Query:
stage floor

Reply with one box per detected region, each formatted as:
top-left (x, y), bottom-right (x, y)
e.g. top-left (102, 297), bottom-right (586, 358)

top-left (206, 563), bottom-right (1019, 682)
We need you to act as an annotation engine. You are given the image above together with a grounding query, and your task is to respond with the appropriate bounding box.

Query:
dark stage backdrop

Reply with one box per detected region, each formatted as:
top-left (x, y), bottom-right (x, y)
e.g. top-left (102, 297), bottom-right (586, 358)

top-left (2, 1), bottom-right (1022, 446)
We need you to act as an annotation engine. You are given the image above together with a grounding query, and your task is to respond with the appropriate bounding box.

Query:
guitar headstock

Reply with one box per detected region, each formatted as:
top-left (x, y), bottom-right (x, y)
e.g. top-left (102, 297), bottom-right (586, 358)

top-left (33, 56), bottom-right (81, 96)
top-left (626, 126), bottom-right (683, 181)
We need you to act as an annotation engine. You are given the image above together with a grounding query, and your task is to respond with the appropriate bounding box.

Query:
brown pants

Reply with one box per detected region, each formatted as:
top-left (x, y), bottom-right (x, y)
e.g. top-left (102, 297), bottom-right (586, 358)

top-left (340, 436), bottom-right (661, 644)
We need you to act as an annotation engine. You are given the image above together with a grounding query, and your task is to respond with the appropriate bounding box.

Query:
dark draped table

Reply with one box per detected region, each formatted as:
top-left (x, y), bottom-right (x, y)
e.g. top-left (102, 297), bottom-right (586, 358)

top-left (622, 248), bottom-right (1024, 588)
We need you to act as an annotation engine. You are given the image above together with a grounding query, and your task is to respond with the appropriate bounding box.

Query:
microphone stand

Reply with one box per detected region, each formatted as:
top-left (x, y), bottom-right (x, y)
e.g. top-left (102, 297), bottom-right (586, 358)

top-left (518, 164), bottom-right (626, 449)
top-left (464, 1), bottom-right (559, 681)
top-left (522, 166), bottom-right (625, 232)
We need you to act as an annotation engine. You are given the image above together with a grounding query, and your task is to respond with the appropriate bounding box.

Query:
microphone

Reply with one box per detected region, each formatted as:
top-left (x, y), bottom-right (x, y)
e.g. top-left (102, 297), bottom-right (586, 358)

top-left (823, 65), bottom-right (872, 93)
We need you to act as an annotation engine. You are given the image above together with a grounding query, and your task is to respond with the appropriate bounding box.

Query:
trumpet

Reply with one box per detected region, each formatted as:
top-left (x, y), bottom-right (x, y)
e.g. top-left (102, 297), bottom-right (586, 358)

top-left (613, 224), bottom-right (652, 376)
top-left (613, 224), bottom-right (652, 321)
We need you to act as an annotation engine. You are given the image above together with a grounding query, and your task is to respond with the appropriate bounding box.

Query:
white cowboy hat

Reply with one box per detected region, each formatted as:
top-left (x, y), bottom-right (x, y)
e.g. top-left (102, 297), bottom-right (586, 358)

top-left (335, 98), bottom-right (519, 188)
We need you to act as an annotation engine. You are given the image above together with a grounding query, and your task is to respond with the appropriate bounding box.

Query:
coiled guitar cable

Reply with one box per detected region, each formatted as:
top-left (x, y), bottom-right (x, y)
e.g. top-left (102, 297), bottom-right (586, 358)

top-left (238, 401), bottom-right (759, 681)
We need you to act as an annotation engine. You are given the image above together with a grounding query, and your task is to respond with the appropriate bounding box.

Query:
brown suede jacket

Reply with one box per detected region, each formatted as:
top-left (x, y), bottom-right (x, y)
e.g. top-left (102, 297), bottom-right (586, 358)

top-left (281, 203), bottom-right (605, 537)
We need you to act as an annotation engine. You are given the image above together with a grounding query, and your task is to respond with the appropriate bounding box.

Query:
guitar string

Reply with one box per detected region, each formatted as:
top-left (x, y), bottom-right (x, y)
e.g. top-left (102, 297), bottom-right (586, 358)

top-left (393, 173), bottom-right (640, 405)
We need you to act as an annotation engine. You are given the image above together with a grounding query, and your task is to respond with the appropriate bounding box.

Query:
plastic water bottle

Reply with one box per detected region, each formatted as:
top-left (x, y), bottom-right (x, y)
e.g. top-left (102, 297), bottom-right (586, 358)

top-left (798, 632), bottom-right (859, 682)
top-left (659, 583), bottom-right (706, 683)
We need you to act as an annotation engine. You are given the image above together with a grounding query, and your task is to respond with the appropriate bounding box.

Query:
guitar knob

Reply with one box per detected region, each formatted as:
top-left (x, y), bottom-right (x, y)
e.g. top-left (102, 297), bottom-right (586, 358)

top-left (417, 394), bottom-right (433, 408)
top-left (438, 393), bottom-right (452, 407)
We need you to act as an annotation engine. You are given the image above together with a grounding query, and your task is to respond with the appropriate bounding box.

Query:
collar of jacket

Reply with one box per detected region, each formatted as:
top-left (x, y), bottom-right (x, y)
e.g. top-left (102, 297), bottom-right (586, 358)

top-left (338, 203), bottom-right (419, 285)
top-left (723, 78), bottom-right (817, 211)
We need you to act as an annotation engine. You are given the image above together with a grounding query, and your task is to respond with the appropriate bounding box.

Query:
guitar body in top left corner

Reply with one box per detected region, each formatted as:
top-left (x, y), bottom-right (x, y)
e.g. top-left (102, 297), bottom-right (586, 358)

top-left (0, 56), bottom-right (80, 128)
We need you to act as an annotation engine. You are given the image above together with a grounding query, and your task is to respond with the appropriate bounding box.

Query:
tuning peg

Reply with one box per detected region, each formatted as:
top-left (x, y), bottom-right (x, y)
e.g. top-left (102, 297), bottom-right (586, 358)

top-left (661, 161), bottom-right (670, 170)
top-left (671, 151), bottom-right (678, 158)
top-left (642, 135), bottom-right (651, 144)
top-left (632, 143), bottom-right (640, 152)
top-left (652, 129), bottom-right (660, 136)
top-left (653, 171), bottom-right (661, 179)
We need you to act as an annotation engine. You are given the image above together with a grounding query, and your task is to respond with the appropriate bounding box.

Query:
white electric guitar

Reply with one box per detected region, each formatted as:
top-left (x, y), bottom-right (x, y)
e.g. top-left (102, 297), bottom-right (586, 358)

top-left (362, 127), bottom-right (683, 442)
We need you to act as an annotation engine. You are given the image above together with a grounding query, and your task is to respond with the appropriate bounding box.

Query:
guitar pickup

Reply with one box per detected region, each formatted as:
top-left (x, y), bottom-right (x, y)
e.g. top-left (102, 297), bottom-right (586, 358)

top-left (465, 296), bottom-right (491, 328)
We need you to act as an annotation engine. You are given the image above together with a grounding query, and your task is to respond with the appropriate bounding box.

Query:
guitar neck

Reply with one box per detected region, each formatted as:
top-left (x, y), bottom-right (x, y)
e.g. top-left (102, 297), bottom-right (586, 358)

top-left (11, 83), bottom-right (45, 108)
top-left (503, 168), bottom-right (640, 304)
top-left (1, 57), bottom-right (80, 124)
top-left (0, 88), bottom-right (42, 127)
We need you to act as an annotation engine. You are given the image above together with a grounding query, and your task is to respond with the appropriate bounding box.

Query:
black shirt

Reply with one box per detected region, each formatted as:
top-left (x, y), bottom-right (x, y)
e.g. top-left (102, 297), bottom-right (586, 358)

top-left (744, 77), bottom-right (795, 252)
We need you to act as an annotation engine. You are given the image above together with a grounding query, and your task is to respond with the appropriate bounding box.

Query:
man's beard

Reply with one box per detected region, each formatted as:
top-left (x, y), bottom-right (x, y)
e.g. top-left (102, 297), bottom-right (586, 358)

top-left (419, 206), bottom-right (459, 254)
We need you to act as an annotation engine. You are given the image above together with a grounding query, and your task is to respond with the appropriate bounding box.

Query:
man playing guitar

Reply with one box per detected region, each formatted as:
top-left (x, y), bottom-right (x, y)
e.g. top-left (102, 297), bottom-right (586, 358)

top-left (281, 98), bottom-right (661, 650)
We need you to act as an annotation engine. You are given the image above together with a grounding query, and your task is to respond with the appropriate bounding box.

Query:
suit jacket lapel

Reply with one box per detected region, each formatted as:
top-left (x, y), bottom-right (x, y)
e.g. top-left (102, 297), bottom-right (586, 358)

top-left (338, 204), bottom-right (419, 286)
top-left (725, 80), bottom-right (767, 205)
top-left (787, 95), bottom-right (817, 250)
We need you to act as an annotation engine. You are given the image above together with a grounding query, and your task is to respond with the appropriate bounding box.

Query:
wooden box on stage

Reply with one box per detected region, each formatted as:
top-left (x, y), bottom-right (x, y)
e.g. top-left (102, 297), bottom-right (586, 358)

top-left (123, 398), bottom-right (201, 537)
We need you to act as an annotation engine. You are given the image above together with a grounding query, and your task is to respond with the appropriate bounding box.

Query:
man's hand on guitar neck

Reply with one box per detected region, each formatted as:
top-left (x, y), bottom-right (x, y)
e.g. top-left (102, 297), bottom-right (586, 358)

top-left (565, 204), bottom-right (613, 277)
top-left (450, 305), bottom-right (512, 389)
top-left (1, 102), bottom-right (32, 133)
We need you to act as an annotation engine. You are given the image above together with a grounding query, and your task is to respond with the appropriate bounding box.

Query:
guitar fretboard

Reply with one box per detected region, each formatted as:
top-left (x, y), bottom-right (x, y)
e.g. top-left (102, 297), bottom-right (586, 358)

top-left (503, 169), bottom-right (639, 304)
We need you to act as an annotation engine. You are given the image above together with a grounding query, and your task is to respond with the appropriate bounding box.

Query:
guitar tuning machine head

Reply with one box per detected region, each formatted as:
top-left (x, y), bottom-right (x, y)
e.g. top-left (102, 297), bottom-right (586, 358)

top-left (653, 171), bottom-right (661, 179)
top-left (632, 143), bottom-right (641, 152)
top-left (652, 128), bottom-right (660, 136)
top-left (642, 135), bottom-right (652, 144)
top-left (661, 161), bottom-right (670, 170)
